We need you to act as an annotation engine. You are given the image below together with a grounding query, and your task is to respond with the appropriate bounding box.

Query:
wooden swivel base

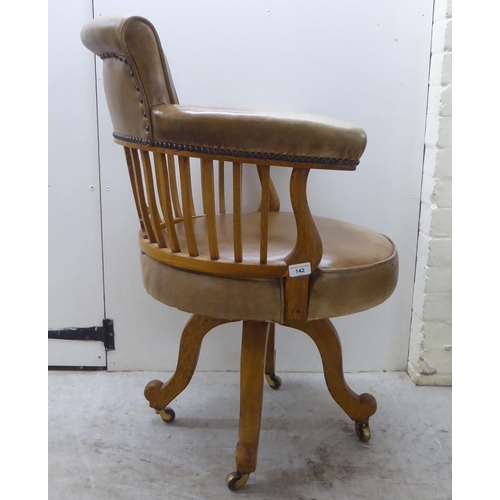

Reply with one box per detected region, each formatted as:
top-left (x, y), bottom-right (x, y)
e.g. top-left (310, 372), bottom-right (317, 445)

top-left (144, 314), bottom-right (377, 491)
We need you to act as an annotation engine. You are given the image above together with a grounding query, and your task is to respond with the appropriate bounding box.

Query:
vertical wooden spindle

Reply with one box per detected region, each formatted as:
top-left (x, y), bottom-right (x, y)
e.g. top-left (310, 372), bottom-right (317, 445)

top-left (218, 160), bottom-right (226, 214)
top-left (259, 164), bottom-right (270, 264)
top-left (129, 148), bottom-right (156, 243)
top-left (201, 159), bottom-right (220, 260)
top-left (153, 152), bottom-right (180, 252)
top-left (140, 150), bottom-right (167, 247)
top-left (257, 165), bottom-right (280, 212)
top-left (167, 154), bottom-right (182, 219)
top-left (233, 162), bottom-right (243, 263)
top-left (178, 155), bottom-right (199, 257)
top-left (124, 147), bottom-right (146, 236)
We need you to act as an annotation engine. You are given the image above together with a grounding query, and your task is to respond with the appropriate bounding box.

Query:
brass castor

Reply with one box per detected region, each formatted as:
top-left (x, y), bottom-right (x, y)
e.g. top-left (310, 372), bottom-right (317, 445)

top-left (156, 407), bottom-right (176, 423)
top-left (226, 471), bottom-right (250, 491)
top-left (355, 422), bottom-right (371, 442)
top-left (265, 373), bottom-right (282, 390)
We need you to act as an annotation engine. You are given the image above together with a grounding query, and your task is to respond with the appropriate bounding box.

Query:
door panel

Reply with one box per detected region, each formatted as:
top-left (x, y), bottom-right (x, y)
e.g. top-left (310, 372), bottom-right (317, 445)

top-left (48, 0), bottom-right (105, 364)
top-left (48, 0), bottom-right (106, 366)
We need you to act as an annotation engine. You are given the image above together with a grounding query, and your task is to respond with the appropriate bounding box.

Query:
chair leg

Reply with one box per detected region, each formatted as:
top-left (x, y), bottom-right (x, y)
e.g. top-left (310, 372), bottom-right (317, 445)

top-left (286, 318), bottom-right (377, 441)
top-left (226, 321), bottom-right (269, 491)
top-left (264, 323), bottom-right (282, 390)
top-left (144, 314), bottom-right (234, 421)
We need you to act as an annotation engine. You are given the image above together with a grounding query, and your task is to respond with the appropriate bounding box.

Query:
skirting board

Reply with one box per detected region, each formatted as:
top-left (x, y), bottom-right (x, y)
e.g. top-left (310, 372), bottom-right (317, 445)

top-left (48, 339), bottom-right (107, 369)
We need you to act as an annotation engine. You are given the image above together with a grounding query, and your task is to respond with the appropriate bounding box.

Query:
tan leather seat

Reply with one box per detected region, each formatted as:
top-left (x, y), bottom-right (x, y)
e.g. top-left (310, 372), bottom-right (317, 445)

top-left (142, 212), bottom-right (398, 322)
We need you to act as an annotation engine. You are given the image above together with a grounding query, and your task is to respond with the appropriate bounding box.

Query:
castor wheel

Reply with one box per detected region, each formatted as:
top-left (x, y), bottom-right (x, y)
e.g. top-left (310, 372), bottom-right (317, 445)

top-left (226, 471), bottom-right (250, 491)
top-left (265, 373), bottom-right (282, 390)
top-left (355, 422), bottom-right (371, 442)
top-left (156, 407), bottom-right (176, 423)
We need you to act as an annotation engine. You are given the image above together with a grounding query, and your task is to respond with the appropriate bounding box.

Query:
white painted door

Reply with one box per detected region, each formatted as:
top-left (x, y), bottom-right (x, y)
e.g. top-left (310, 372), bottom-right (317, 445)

top-left (93, 0), bottom-right (434, 372)
top-left (48, 0), bottom-right (106, 367)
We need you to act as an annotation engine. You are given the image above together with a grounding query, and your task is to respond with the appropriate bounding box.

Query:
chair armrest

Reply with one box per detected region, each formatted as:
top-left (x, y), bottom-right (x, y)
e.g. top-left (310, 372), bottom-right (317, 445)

top-left (149, 104), bottom-right (366, 170)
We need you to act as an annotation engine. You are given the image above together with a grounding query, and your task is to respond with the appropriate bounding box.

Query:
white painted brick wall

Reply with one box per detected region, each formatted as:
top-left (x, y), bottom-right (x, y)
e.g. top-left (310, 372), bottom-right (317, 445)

top-left (408, 0), bottom-right (452, 386)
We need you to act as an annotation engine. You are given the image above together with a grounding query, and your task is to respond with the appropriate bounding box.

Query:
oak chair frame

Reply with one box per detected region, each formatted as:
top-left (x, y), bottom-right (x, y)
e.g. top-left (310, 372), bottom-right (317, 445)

top-left (80, 15), bottom-right (388, 490)
top-left (123, 141), bottom-right (376, 486)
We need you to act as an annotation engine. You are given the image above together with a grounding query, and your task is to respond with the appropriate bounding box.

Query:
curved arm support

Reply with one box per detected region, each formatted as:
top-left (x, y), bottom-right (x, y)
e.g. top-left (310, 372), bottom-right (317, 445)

top-left (283, 168), bottom-right (323, 321)
top-left (284, 168), bottom-right (323, 268)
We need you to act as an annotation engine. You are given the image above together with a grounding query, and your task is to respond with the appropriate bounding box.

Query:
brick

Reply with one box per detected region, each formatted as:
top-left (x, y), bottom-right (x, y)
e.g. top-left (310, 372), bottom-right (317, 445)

top-left (428, 237), bottom-right (452, 267)
top-left (422, 146), bottom-right (438, 176)
top-left (418, 201), bottom-right (433, 235)
top-left (433, 176), bottom-right (452, 208)
top-left (425, 115), bottom-right (451, 148)
top-left (413, 263), bottom-right (426, 292)
top-left (420, 347), bottom-right (452, 373)
top-left (440, 85), bottom-right (452, 117)
top-left (417, 233), bottom-right (452, 268)
top-left (430, 208), bottom-right (452, 238)
top-left (414, 259), bottom-right (451, 294)
top-left (441, 53), bottom-right (452, 85)
top-left (422, 322), bottom-right (452, 349)
top-left (437, 117), bottom-right (452, 148)
top-left (425, 114), bottom-right (440, 146)
top-left (420, 173), bottom-right (453, 208)
top-left (444, 18), bottom-right (452, 51)
top-left (420, 206), bottom-right (452, 239)
top-left (427, 85), bottom-right (443, 116)
top-left (422, 292), bottom-right (452, 322)
top-left (433, 0), bottom-right (452, 23)
top-left (425, 264), bottom-right (452, 293)
top-left (420, 174), bottom-right (436, 206)
top-left (426, 84), bottom-right (452, 118)
top-left (432, 18), bottom-right (452, 54)
top-left (408, 316), bottom-right (453, 383)
top-left (411, 283), bottom-right (426, 318)
top-left (416, 232), bottom-right (431, 268)
top-left (408, 315), bottom-right (424, 361)
top-left (423, 146), bottom-right (439, 177)
top-left (435, 146), bottom-right (452, 178)
top-left (429, 53), bottom-right (452, 86)
top-left (410, 370), bottom-right (452, 386)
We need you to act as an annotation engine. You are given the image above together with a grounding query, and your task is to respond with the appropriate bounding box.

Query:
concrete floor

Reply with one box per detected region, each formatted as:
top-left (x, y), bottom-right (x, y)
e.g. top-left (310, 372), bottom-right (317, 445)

top-left (48, 371), bottom-right (451, 500)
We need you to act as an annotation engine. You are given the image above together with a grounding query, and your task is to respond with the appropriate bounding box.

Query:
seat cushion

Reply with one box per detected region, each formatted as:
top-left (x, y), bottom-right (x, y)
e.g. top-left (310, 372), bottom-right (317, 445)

top-left (141, 213), bottom-right (398, 321)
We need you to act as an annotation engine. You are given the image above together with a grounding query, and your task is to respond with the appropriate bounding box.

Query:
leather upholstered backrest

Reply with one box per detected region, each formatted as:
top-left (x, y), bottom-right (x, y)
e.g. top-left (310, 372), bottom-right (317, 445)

top-left (81, 15), bottom-right (178, 142)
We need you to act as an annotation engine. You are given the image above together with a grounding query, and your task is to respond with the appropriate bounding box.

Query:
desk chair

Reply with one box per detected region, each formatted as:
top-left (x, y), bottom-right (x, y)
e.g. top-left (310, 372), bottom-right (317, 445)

top-left (81, 15), bottom-right (398, 491)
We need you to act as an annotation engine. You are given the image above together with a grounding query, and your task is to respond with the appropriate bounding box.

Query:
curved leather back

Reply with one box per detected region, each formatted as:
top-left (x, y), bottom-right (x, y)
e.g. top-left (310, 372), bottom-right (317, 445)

top-left (81, 15), bottom-right (178, 141)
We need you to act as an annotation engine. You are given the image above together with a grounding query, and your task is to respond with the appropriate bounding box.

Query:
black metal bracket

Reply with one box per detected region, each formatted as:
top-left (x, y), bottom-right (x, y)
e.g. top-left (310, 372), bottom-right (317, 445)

top-left (103, 319), bottom-right (115, 351)
top-left (48, 318), bottom-right (115, 351)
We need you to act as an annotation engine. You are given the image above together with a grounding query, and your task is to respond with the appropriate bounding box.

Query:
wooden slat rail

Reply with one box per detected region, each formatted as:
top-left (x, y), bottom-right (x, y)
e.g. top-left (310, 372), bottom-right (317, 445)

top-left (178, 155), bottom-right (199, 257)
top-left (201, 158), bottom-right (220, 260)
top-left (259, 164), bottom-right (270, 265)
top-left (233, 162), bottom-right (243, 263)
top-left (153, 152), bottom-right (180, 252)
top-left (129, 147), bottom-right (156, 243)
top-left (124, 147), bottom-right (146, 236)
top-left (122, 147), bottom-right (323, 296)
top-left (167, 154), bottom-right (182, 219)
top-left (257, 165), bottom-right (280, 212)
top-left (140, 150), bottom-right (168, 248)
top-left (218, 160), bottom-right (226, 214)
